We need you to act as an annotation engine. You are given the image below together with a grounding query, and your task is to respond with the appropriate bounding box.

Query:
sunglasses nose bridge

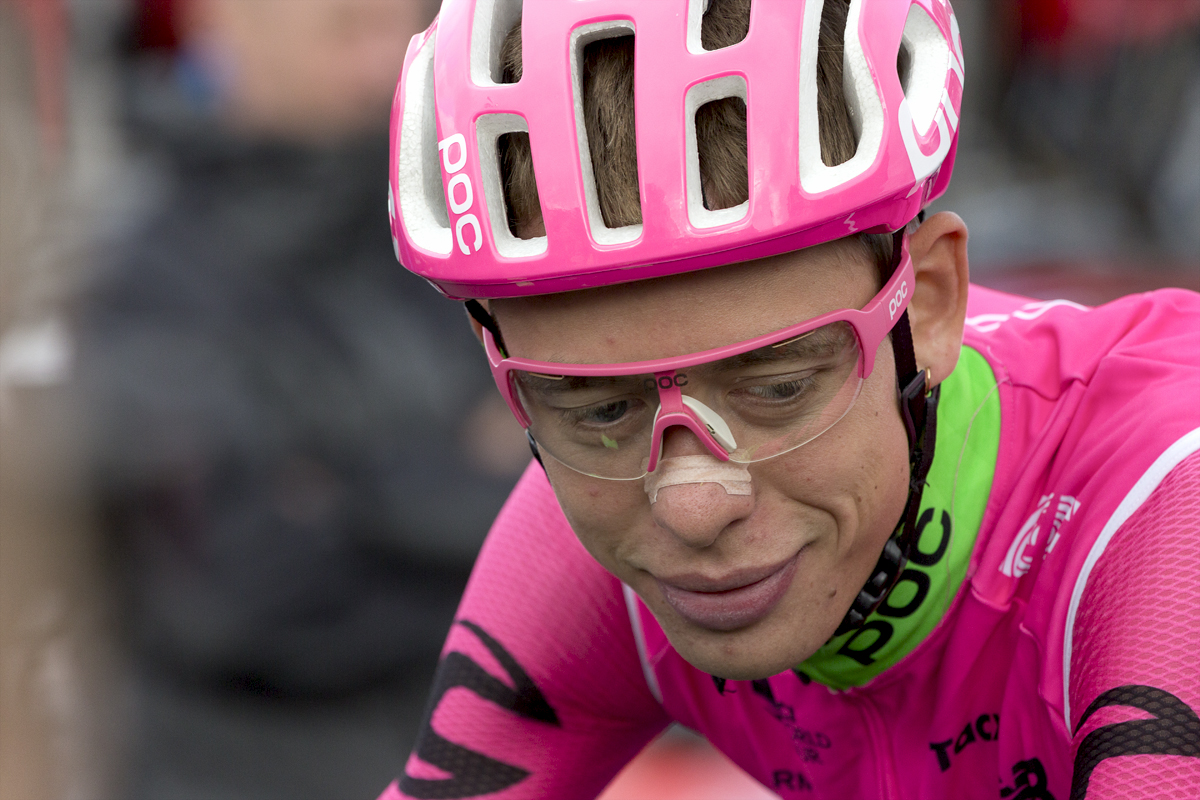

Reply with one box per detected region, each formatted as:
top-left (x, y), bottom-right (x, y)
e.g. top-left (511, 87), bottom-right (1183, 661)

top-left (646, 376), bottom-right (734, 473)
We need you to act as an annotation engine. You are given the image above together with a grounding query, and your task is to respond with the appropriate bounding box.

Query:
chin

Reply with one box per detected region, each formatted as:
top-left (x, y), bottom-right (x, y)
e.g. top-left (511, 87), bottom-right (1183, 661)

top-left (684, 643), bottom-right (804, 682)
top-left (668, 621), bottom-right (821, 682)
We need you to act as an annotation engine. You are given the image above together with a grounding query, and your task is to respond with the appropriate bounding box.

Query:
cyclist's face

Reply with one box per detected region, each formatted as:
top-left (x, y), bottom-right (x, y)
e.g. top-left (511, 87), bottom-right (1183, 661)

top-left (492, 241), bottom-right (912, 679)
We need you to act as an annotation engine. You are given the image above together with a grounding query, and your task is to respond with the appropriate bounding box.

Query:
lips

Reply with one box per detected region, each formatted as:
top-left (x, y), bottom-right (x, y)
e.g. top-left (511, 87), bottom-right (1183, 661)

top-left (655, 554), bottom-right (800, 632)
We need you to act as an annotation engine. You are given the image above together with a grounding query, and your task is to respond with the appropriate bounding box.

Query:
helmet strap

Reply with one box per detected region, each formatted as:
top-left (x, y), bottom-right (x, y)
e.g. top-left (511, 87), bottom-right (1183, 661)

top-left (526, 429), bottom-right (545, 470)
top-left (465, 299), bottom-right (508, 357)
top-left (468, 299), bottom-right (538, 464)
top-left (831, 290), bottom-right (940, 638)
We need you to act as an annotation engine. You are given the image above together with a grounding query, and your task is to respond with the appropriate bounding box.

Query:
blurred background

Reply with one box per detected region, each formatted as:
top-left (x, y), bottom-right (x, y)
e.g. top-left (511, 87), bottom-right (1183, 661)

top-left (0, 1), bottom-right (1196, 799)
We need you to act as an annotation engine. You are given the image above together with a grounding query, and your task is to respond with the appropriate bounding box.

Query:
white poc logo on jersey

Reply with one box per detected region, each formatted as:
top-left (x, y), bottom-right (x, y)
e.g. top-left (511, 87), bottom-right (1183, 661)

top-left (965, 299), bottom-right (1089, 334)
top-left (1000, 493), bottom-right (1082, 578)
top-left (438, 133), bottom-right (483, 256)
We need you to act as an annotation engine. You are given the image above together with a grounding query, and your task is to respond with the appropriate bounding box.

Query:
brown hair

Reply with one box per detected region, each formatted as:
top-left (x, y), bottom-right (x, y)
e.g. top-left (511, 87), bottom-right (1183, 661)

top-left (498, 0), bottom-right (896, 276)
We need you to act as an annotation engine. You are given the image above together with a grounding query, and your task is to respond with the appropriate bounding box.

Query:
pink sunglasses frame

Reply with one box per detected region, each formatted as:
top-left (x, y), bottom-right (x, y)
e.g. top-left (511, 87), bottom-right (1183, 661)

top-left (483, 243), bottom-right (916, 476)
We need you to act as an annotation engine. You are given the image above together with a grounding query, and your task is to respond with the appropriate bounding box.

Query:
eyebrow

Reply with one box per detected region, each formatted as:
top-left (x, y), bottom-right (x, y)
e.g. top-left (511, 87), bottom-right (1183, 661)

top-left (716, 326), bottom-right (851, 369)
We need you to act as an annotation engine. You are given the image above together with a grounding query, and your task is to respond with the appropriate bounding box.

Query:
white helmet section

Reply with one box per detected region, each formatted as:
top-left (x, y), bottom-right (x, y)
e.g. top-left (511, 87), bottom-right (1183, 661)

top-left (897, 4), bottom-right (965, 182)
top-left (393, 30), bottom-right (451, 257)
top-left (387, 0), bottom-right (965, 300)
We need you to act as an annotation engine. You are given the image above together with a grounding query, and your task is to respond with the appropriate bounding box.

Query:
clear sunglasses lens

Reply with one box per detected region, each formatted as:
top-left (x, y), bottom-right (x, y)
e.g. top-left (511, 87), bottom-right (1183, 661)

top-left (512, 320), bottom-right (862, 479)
top-left (715, 321), bottom-right (862, 463)
top-left (512, 372), bottom-right (659, 479)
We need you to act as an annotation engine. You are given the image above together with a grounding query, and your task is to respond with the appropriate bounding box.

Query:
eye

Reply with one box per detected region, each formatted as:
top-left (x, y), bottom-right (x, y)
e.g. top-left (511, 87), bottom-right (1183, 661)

top-left (563, 397), bottom-right (646, 427)
top-left (583, 400), bottom-right (630, 424)
top-left (740, 375), bottom-right (817, 402)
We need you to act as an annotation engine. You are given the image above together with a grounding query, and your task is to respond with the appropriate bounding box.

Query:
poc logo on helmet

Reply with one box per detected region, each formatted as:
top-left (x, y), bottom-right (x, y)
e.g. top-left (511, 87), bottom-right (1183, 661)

top-left (438, 134), bottom-right (483, 256)
top-left (888, 281), bottom-right (909, 320)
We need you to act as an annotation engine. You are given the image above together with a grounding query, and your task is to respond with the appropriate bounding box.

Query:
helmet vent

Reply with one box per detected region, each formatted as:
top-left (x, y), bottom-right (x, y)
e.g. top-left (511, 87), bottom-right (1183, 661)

top-left (570, 22), bottom-right (643, 246)
top-left (798, 0), bottom-right (885, 194)
top-left (687, 0), bottom-right (751, 54)
top-left (397, 32), bottom-right (451, 255)
top-left (496, 132), bottom-right (538, 236)
top-left (477, 114), bottom-right (548, 257)
top-left (898, 5), bottom-right (951, 136)
top-left (471, 0), bottom-right (525, 86)
top-left (897, 41), bottom-right (914, 100)
top-left (686, 76), bottom-right (750, 228)
top-left (817, 0), bottom-right (857, 166)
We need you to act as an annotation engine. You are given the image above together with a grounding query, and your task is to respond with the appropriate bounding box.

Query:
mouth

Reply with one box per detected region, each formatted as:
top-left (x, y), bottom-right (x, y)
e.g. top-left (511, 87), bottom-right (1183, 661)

top-left (655, 554), bottom-right (801, 632)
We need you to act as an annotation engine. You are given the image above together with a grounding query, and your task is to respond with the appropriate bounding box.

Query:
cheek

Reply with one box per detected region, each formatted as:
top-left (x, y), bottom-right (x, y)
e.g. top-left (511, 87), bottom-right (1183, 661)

top-left (544, 464), bottom-right (649, 570)
top-left (765, 354), bottom-right (909, 545)
top-left (834, 358), bottom-right (912, 548)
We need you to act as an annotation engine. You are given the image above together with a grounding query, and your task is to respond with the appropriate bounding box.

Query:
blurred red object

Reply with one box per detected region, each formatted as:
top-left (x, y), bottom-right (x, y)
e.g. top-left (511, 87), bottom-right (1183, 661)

top-left (136, 0), bottom-right (183, 50)
top-left (599, 730), bottom-right (781, 800)
top-left (7, 0), bottom-right (66, 160)
top-left (1020, 0), bottom-right (1200, 50)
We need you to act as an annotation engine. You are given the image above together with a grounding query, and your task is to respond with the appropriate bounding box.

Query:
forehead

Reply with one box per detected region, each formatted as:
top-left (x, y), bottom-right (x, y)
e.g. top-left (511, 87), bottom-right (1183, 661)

top-left (492, 240), bottom-right (877, 364)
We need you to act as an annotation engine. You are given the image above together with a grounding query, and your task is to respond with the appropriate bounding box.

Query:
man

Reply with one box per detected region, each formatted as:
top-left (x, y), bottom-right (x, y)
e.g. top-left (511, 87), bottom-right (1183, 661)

top-left (380, 0), bottom-right (1200, 797)
top-left (74, 0), bottom-right (529, 797)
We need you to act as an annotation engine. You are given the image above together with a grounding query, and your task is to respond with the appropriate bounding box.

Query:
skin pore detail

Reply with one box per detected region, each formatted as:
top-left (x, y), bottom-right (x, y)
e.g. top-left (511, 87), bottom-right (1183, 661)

top-left (491, 240), bottom-right (919, 680)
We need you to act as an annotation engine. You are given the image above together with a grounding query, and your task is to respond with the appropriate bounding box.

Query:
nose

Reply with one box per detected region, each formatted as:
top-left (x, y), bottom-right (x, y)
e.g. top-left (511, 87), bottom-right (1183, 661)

top-left (648, 427), bottom-right (754, 548)
top-left (660, 423), bottom-right (714, 460)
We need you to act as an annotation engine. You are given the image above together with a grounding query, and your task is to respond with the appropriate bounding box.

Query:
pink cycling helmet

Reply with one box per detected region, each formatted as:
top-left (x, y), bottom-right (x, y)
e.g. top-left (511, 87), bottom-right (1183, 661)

top-left (387, 0), bottom-right (964, 300)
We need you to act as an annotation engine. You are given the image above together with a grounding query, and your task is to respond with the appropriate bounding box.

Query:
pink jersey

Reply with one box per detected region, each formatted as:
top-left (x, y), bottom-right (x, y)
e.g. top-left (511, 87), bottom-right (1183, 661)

top-left (381, 286), bottom-right (1200, 800)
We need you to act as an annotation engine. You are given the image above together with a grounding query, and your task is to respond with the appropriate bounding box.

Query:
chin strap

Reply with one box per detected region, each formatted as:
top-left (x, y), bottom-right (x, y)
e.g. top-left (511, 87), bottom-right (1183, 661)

top-left (526, 429), bottom-right (546, 469)
top-left (469, 299), bottom-right (540, 467)
top-left (832, 230), bottom-right (940, 639)
top-left (465, 299), bottom-right (508, 357)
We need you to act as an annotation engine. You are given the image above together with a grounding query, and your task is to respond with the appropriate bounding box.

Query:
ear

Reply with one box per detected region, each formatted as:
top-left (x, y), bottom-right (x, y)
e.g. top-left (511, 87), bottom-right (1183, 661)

top-left (906, 211), bottom-right (969, 388)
